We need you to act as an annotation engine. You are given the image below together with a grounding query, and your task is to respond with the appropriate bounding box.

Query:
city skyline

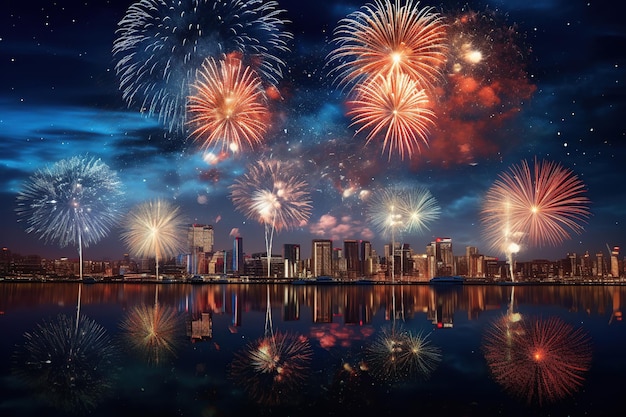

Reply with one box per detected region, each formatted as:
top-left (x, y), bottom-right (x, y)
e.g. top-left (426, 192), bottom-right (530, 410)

top-left (1, 1), bottom-right (624, 263)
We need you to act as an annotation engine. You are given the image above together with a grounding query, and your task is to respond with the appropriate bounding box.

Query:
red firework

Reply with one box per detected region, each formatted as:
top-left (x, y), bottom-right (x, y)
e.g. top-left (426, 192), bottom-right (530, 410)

top-left (186, 55), bottom-right (269, 154)
top-left (483, 315), bottom-right (592, 405)
top-left (348, 73), bottom-right (436, 160)
top-left (481, 158), bottom-right (591, 253)
top-left (328, 0), bottom-right (448, 93)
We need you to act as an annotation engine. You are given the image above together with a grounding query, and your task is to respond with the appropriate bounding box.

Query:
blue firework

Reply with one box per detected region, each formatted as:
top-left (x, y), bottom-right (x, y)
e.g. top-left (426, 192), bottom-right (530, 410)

top-left (113, 0), bottom-right (292, 133)
top-left (15, 155), bottom-right (124, 249)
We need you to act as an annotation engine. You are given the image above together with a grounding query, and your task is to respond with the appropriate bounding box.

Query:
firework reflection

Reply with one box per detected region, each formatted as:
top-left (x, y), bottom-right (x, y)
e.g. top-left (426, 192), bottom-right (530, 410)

top-left (120, 289), bottom-right (183, 366)
top-left (12, 314), bottom-right (117, 413)
top-left (483, 316), bottom-right (592, 405)
top-left (365, 325), bottom-right (441, 383)
top-left (230, 332), bottom-right (313, 406)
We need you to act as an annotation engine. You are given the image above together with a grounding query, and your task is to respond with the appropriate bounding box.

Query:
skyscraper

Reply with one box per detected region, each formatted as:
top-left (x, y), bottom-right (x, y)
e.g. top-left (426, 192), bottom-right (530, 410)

top-left (284, 243), bottom-right (301, 278)
top-left (312, 239), bottom-right (333, 277)
top-left (427, 237), bottom-right (454, 278)
top-left (344, 239), bottom-right (360, 279)
top-left (187, 224), bottom-right (214, 274)
top-left (233, 236), bottom-right (243, 275)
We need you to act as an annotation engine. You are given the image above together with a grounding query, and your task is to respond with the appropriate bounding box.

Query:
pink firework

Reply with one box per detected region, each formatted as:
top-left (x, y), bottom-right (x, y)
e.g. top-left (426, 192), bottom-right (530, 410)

top-left (483, 316), bottom-right (592, 405)
top-left (328, 0), bottom-right (448, 92)
top-left (348, 73), bottom-right (436, 160)
top-left (186, 55), bottom-right (269, 154)
top-left (482, 158), bottom-right (590, 253)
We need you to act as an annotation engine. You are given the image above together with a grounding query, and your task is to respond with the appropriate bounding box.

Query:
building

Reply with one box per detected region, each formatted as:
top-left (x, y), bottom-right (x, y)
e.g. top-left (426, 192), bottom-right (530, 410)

top-left (344, 239), bottom-right (360, 279)
top-left (283, 243), bottom-right (301, 278)
top-left (427, 237), bottom-right (455, 278)
top-left (187, 224), bottom-right (214, 275)
top-left (232, 237), bottom-right (243, 275)
top-left (312, 239), bottom-right (333, 277)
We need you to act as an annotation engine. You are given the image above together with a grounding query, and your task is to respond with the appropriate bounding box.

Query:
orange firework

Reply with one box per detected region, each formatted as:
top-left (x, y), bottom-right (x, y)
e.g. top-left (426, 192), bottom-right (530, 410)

top-left (481, 158), bottom-right (590, 253)
top-left (186, 55), bottom-right (269, 154)
top-left (348, 73), bottom-right (435, 160)
top-left (483, 316), bottom-right (592, 405)
top-left (328, 0), bottom-right (448, 92)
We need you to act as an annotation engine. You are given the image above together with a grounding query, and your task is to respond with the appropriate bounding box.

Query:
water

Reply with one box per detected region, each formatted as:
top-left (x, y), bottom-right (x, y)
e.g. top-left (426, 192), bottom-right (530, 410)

top-left (1, 282), bottom-right (624, 417)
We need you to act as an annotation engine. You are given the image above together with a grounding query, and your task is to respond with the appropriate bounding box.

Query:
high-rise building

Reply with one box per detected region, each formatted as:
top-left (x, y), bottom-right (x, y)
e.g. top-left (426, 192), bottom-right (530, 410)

top-left (312, 239), bottom-right (333, 277)
top-left (187, 224), bottom-right (214, 274)
top-left (233, 237), bottom-right (243, 275)
top-left (427, 237), bottom-right (455, 278)
top-left (360, 240), bottom-right (372, 276)
top-left (284, 243), bottom-right (301, 278)
top-left (611, 246), bottom-right (620, 278)
top-left (344, 239), bottom-right (360, 279)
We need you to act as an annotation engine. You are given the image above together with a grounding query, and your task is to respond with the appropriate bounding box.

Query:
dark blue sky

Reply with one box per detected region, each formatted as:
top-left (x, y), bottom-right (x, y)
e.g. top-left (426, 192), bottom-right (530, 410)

top-left (1, 0), bottom-right (624, 262)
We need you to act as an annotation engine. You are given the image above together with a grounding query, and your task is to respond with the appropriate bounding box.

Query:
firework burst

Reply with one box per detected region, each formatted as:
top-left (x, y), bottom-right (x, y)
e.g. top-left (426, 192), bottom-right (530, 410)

top-left (366, 185), bottom-right (439, 239)
top-left (113, 0), bottom-right (291, 133)
top-left (481, 158), bottom-right (591, 255)
top-left (348, 73), bottom-right (436, 160)
top-left (483, 316), bottom-right (592, 405)
top-left (230, 332), bottom-right (313, 405)
top-left (120, 300), bottom-right (183, 366)
top-left (327, 0), bottom-right (448, 92)
top-left (16, 155), bottom-right (123, 279)
top-left (121, 199), bottom-right (187, 279)
top-left (230, 160), bottom-right (312, 276)
top-left (187, 55), bottom-right (270, 154)
top-left (365, 325), bottom-right (441, 383)
top-left (12, 314), bottom-right (117, 413)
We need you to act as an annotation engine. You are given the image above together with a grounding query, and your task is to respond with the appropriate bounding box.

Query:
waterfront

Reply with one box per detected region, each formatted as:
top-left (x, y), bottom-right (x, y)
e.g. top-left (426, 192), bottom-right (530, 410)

top-left (1, 282), bottom-right (625, 416)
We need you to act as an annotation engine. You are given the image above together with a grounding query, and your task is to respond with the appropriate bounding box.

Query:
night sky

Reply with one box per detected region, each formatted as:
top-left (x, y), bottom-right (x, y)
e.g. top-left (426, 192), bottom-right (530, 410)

top-left (1, 0), bottom-right (624, 262)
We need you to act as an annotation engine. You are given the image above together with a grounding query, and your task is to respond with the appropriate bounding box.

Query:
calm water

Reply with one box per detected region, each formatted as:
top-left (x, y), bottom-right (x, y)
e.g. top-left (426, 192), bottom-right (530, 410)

top-left (1, 282), bottom-right (625, 417)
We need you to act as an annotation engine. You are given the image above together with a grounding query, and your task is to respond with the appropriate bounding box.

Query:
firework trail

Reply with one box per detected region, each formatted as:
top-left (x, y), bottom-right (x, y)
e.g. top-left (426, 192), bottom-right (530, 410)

top-left (230, 331), bottom-right (313, 405)
top-left (187, 55), bottom-right (270, 154)
top-left (348, 73), bottom-right (436, 160)
top-left (121, 199), bottom-right (187, 279)
top-left (12, 314), bottom-right (117, 413)
top-left (113, 0), bottom-right (291, 133)
top-left (16, 155), bottom-right (123, 279)
top-left (365, 325), bottom-right (441, 383)
top-left (481, 158), bottom-right (591, 266)
top-left (327, 0), bottom-right (448, 93)
top-left (483, 316), bottom-right (592, 405)
top-left (230, 160), bottom-right (312, 277)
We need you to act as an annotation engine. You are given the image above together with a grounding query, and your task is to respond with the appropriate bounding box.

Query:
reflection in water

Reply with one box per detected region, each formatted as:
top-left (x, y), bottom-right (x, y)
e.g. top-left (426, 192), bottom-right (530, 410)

top-left (120, 286), bottom-right (183, 365)
top-left (483, 315), bottom-right (592, 405)
top-left (230, 286), bottom-right (313, 405)
top-left (365, 324), bottom-right (441, 383)
top-left (12, 313), bottom-right (117, 413)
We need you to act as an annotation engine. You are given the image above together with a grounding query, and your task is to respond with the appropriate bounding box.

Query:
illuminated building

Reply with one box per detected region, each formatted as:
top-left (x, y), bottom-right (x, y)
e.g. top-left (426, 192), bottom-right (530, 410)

top-left (233, 237), bottom-right (243, 275)
top-left (344, 239), bottom-right (360, 279)
top-left (187, 224), bottom-right (214, 275)
top-left (283, 243), bottom-right (301, 278)
top-left (312, 239), bottom-right (333, 277)
top-left (611, 246), bottom-right (620, 278)
top-left (427, 237), bottom-right (455, 278)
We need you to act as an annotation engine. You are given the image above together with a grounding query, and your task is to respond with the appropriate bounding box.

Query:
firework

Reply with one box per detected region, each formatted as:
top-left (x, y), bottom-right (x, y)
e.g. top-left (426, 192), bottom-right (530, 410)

top-left (121, 199), bottom-right (187, 279)
top-left (348, 73), bottom-right (436, 160)
top-left (327, 0), bottom-right (448, 92)
top-left (16, 155), bottom-right (123, 279)
top-left (482, 158), bottom-right (591, 255)
top-left (230, 332), bottom-right (313, 405)
top-left (187, 55), bottom-right (269, 154)
top-left (12, 314), bottom-right (117, 413)
top-left (365, 325), bottom-right (441, 383)
top-left (483, 316), bottom-right (592, 405)
top-left (120, 302), bottom-right (183, 366)
top-left (366, 185), bottom-right (439, 239)
top-left (113, 0), bottom-right (291, 133)
top-left (230, 160), bottom-right (312, 276)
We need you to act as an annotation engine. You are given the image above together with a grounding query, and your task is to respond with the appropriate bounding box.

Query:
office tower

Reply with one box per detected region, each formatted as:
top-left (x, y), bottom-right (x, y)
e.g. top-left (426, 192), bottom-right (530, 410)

top-left (284, 243), bottom-right (301, 278)
top-left (427, 237), bottom-right (455, 278)
top-left (344, 239), bottom-right (360, 279)
top-left (360, 240), bottom-right (372, 276)
top-left (233, 236), bottom-right (243, 275)
top-left (312, 239), bottom-right (333, 277)
top-left (611, 246), bottom-right (620, 278)
top-left (187, 224), bottom-right (214, 274)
